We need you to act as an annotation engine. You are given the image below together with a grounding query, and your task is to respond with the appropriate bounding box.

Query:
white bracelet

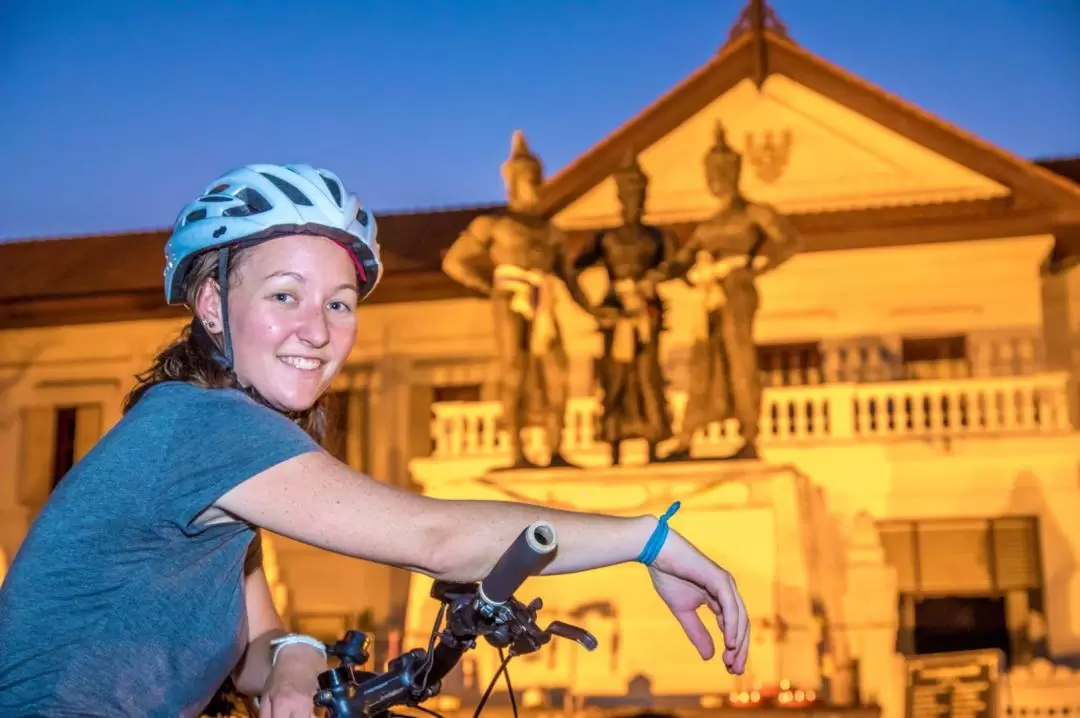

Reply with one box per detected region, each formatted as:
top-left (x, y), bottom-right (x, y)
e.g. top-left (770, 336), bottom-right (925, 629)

top-left (269, 633), bottom-right (328, 666)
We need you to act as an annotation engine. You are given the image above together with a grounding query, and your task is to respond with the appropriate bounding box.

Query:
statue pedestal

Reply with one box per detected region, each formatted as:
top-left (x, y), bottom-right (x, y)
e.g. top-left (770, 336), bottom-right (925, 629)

top-left (404, 458), bottom-right (848, 702)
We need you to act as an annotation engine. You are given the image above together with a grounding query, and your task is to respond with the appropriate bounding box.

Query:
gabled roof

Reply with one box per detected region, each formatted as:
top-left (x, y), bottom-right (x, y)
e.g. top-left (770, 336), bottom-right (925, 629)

top-left (539, 22), bottom-right (1080, 220)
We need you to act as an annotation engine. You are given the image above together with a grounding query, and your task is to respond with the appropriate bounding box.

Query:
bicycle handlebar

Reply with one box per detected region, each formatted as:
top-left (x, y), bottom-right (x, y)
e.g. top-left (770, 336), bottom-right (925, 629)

top-left (313, 521), bottom-right (597, 718)
top-left (479, 520), bottom-right (557, 604)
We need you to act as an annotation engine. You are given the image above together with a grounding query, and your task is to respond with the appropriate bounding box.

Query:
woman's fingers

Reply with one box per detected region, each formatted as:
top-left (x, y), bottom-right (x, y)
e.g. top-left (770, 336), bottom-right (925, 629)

top-left (263, 692), bottom-right (320, 718)
top-left (728, 572), bottom-right (749, 646)
top-left (734, 573), bottom-right (751, 672)
top-left (706, 570), bottom-right (749, 674)
top-left (674, 608), bottom-right (715, 660)
top-left (712, 574), bottom-right (742, 651)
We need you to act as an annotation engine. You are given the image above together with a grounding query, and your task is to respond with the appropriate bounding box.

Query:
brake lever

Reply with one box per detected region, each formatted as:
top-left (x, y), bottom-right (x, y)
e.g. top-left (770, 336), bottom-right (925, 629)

top-left (545, 620), bottom-right (599, 651)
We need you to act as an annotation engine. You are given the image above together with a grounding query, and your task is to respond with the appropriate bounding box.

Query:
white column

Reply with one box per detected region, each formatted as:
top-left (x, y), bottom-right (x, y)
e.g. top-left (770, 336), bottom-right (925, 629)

top-left (0, 409), bottom-right (30, 562)
top-left (74, 404), bottom-right (103, 462)
top-left (1040, 259), bottom-right (1080, 427)
top-left (17, 407), bottom-right (55, 518)
top-left (344, 386), bottom-right (367, 473)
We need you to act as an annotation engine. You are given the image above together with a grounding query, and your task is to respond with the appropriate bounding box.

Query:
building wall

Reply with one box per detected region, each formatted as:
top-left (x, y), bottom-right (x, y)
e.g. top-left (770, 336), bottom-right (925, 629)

top-left (770, 436), bottom-right (1080, 658)
top-left (1, 229), bottom-right (1074, 652)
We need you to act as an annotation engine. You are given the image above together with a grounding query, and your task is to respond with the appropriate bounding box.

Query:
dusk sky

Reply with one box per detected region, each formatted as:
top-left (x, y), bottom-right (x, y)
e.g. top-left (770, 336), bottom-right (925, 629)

top-left (2, 0), bottom-right (1078, 242)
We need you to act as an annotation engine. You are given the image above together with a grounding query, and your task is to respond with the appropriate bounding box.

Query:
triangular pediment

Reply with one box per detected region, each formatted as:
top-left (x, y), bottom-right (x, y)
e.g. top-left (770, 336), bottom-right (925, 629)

top-left (544, 29), bottom-right (1080, 232)
top-left (555, 76), bottom-right (1009, 229)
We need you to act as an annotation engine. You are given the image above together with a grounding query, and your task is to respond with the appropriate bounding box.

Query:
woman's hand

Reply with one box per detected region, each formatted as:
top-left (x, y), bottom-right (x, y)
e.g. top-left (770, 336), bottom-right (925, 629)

top-left (260, 644), bottom-right (327, 718)
top-left (648, 529), bottom-right (750, 675)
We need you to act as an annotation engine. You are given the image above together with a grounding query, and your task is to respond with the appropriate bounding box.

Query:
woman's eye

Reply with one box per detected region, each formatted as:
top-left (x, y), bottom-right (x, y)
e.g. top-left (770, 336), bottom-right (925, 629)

top-left (328, 300), bottom-right (354, 312)
top-left (272, 292), bottom-right (295, 303)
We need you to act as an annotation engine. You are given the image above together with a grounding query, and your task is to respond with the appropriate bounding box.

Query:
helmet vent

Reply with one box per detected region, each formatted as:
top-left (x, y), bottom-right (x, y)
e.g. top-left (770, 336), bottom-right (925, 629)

top-left (209, 184), bottom-right (230, 194)
top-left (184, 208), bottom-right (207, 224)
top-left (221, 188), bottom-right (271, 217)
top-left (238, 188), bottom-right (272, 213)
top-left (260, 173), bottom-right (313, 206)
top-left (320, 174), bottom-right (343, 206)
top-left (356, 207), bottom-right (370, 227)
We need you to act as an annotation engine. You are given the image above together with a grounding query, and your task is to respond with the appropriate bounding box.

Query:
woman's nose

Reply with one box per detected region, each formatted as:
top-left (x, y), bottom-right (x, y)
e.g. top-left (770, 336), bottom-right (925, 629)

top-left (297, 307), bottom-right (330, 348)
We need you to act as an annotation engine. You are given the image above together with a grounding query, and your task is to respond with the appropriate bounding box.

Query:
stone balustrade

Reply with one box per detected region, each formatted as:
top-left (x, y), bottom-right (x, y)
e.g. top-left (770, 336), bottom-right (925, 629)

top-left (1004, 659), bottom-right (1080, 716)
top-left (429, 372), bottom-right (1071, 459)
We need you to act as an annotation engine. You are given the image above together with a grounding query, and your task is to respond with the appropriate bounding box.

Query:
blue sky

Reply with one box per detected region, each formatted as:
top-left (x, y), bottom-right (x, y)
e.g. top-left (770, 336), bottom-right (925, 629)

top-left (1, 0), bottom-right (1078, 241)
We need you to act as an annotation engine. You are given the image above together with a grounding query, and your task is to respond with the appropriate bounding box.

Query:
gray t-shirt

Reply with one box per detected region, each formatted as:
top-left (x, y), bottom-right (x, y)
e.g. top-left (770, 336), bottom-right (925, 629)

top-left (0, 381), bottom-right (321, 716)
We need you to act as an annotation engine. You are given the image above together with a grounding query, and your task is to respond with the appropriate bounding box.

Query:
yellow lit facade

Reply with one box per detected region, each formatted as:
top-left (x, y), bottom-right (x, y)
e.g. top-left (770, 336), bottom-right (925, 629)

top-left (2, 6), bottom-right (1080, 717)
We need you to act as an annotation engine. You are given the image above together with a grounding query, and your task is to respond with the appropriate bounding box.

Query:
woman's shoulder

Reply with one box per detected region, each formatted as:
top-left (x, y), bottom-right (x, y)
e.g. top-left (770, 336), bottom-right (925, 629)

top-left (133, 381), bottom-right (274, 424)
top-left (140, 380), bottom-right (253, 405)
top-left (125, 377), bottom-right (315, 451)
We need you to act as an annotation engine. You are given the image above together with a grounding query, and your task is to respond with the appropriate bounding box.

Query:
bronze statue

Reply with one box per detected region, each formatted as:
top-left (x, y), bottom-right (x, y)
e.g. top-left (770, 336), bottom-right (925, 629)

top-left (653, 120), bottom-right (802, 461)
top-left (567, 152), bottom-right (675, 465)
top-left (441, 130), bottom-right (580, 470)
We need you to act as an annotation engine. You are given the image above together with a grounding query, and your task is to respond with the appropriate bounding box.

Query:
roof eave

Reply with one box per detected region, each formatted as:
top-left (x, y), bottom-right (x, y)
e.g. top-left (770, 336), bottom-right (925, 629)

top-left (539, 32), bottom-right (1080, 218)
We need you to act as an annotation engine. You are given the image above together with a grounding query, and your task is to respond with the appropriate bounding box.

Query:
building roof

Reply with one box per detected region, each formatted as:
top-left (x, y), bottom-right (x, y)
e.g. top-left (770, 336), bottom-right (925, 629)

top-left (0, 204), bottom-right (497, 328)
top-left (1038, 156), bottom-right (1080, 185)
top-left (538, 15), bottom-right (1080, 216)
top-left (3, 2), bottom-right (1079, 330)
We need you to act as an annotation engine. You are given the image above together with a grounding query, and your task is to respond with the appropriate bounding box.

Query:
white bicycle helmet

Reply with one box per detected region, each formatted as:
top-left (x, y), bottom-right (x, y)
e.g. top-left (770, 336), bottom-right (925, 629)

top-left (163, 163), bottom-right (382, 369)
top-left (164, 163), bottom-right (382, 305)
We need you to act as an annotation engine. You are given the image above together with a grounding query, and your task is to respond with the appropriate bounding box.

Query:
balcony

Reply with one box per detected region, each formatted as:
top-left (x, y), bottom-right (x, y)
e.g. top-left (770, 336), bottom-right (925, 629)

top-left (426, 373), bottom-right (1073, 462)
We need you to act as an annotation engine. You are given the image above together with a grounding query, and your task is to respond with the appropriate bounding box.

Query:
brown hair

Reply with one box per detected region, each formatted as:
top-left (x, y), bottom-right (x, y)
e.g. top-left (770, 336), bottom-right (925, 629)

top-left (122, 247), bottom-right (328, 442)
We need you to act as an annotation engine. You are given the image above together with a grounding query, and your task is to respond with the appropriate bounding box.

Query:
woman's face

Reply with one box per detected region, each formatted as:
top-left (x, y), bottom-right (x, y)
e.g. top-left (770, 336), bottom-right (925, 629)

top-left (199, 234), bottom-right (359, 412)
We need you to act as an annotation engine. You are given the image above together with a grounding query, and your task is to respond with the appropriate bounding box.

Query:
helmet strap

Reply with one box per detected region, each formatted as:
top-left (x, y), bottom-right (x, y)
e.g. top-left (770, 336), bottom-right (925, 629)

top-left (217, 248), bottom-right (236, 370)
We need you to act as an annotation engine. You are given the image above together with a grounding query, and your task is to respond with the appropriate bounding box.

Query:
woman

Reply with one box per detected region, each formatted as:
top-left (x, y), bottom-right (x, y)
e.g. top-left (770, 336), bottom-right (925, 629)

top-left (0, 164), bottom-right (750, 717)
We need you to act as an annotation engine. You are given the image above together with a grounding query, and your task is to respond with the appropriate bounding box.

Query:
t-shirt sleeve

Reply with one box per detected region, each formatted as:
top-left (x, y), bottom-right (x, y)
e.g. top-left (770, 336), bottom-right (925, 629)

top-left (156, 385), bottom-right (323, 531)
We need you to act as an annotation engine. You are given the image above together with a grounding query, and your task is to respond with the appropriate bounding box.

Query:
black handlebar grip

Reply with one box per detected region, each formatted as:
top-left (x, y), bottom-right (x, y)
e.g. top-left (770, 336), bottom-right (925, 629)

top-left (478, 521), bottom-right (558, 605)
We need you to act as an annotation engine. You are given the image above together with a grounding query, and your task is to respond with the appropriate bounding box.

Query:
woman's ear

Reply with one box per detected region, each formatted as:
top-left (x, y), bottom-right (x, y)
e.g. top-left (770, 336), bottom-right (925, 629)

top-left (194, 280), bottom-right (224, 335)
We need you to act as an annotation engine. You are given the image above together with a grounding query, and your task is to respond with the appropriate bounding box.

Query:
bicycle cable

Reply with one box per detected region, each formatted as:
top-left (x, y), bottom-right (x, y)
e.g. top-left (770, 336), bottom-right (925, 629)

top-left (499, 647), bottom-right (518, 718)
top-left (472, 650), bottom-right (513, 718)
top-left (417, 601), bottom-right (448, 694)
top-left (411, 705), bottom-right (446, 718)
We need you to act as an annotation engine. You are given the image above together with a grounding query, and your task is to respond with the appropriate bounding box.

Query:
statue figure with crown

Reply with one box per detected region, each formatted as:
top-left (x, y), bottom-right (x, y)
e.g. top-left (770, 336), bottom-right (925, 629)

top-left (654, 120), bottom-right (803, 461)
top-left (442, 131), bottom-right (584, 470)
top-left (566, 152), bottom-right (676, 466)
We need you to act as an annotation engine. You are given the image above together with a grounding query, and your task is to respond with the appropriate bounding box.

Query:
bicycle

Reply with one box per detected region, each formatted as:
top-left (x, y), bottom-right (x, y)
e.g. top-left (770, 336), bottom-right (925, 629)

top-left (313, 520), bottom-right (598, 718)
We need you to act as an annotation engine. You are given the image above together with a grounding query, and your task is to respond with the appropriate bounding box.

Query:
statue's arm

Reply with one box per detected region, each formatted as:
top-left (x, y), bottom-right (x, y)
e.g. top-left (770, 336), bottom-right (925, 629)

top-left (654, 227), bottom-right (702, 283)
top-left (570, 230), bottom-right (605, 272)
top-left (442, 215), bottom-right (496, 295)
top-left (554, 227), bottom-right (603, 315)
top-left (748, 203), bottom-right (803, 274)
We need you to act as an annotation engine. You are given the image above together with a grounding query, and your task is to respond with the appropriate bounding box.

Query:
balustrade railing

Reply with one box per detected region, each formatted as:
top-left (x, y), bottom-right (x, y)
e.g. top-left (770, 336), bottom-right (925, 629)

top-left (1004, 659), bottom-right (1080, 716)
top-left (429, 373), bottom-right (1071, 459)
top-left (755, 334), bottom-right (1046, 387)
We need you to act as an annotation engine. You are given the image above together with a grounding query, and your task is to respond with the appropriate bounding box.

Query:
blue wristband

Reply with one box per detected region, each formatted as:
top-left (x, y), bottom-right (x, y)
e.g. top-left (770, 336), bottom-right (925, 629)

top-left (637, 501), bottom-right (681, 566)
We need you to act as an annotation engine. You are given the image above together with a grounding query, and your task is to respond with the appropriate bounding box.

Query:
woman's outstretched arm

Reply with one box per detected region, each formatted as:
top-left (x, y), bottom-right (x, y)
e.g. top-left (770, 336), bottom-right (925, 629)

top-left (215, 450), bottom-right (750, 673)
top-left (216, 451), bottom-right (653, 581)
